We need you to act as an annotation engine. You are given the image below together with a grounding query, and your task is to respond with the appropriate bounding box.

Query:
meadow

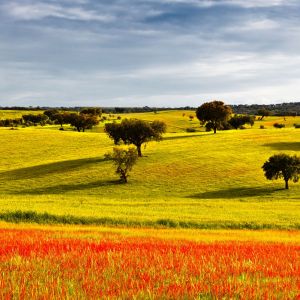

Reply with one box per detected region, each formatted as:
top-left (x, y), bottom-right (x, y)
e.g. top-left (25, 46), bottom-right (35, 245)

top-left (0, 111), bottom-right (299, 228)
top-left (0, 109), bottom-right (299, 298)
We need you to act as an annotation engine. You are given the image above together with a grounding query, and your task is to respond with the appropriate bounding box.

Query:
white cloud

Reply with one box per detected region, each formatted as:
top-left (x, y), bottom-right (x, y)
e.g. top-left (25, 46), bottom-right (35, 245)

top-left (161, 0), bottom-right (296, 8)
top-left (2, 2), bottom-right (114, 22)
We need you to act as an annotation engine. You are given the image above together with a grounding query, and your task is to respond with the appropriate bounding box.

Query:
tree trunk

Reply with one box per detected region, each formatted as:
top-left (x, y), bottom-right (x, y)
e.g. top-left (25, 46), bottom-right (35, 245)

top-left (77, 127), bottom-right (81, 132)
top-left (285, 179), bottom-right (289, 189)
top-left (213, 127), bottom-right (217, 134)
top-left (120, 170), bottom-right (127, 183)
top-left (137, 145), bottom-right (142, 157)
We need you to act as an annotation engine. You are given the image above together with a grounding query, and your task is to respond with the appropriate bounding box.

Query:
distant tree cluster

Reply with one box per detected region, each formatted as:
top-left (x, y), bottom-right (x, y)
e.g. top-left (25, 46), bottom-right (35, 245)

top-left (42, 108), bottom-right (101, 131)
top-left (0, 118), bottom-right (23, 127)
top-left (196, 101), bottom-right (256, 132)
top-left (22, 114), bottom-right (49, 126)
top-left (231, 102), bottom-right (300, 116)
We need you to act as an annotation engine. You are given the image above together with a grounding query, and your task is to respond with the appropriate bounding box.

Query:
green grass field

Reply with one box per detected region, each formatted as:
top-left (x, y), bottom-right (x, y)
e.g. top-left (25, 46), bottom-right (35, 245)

top-left (0, 111), bottom-right (299, 228)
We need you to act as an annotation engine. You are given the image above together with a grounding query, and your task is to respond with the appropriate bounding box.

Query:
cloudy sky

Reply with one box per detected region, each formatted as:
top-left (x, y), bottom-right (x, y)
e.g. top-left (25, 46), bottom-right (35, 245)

top-left (1, 0), bottom-right (300, 107)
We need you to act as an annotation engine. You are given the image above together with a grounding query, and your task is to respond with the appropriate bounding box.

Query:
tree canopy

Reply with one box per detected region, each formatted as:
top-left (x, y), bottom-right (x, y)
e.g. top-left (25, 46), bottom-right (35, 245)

top-left (105, 118), bottom-right (166, 156)
top-left (196, 101), bottom-right (232, 133)
top-left (262, 154), bottom-right (300, 189)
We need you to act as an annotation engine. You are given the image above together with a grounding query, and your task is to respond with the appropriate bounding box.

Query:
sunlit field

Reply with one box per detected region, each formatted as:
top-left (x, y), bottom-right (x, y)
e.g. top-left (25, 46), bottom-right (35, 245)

top-left (0, 111), bottom-right (299, 228)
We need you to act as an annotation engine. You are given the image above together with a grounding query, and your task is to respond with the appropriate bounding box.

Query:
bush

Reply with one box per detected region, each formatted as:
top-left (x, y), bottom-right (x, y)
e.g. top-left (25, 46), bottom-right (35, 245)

top-left (293, 123), bottom-right (300, 128)
top-left (273, 123), bottom-right (285, 128)
top-left (260, 125), bottom-right (265, 129)
top-left (186, 127), bottom-right (196, 132)
top-left (220, 122), bottom-right (232, 130)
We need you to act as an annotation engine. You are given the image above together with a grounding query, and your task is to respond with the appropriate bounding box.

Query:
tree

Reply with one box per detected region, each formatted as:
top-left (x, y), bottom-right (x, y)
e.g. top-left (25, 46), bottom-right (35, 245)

top-left (257, 108), bottom-right (270, 120)
top-left (196, 101), bottom-right (232, 134)
top-left (68, 113), bottom-right (99, 132)
top-left (105, 146), bottom-right (138, 183)
top-left (262, 154), bottom-right (300, 189)
top-left (22, 114), bottom-right (49, 126)
top-left (105, 119), bottom-right (166, 157)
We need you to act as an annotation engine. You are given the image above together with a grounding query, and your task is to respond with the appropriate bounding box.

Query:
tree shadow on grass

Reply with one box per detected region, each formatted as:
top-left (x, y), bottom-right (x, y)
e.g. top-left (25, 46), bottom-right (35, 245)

top-left (189, 186), bottom-right (282, 199)
top-left (163, 133), bottom-right (213, 141)
top-left (263, 142), bottom-right (300, 151)
top-left (1, 157), bottom-right (106, 180)
top-left (13, 180), bottom-right (121, 195)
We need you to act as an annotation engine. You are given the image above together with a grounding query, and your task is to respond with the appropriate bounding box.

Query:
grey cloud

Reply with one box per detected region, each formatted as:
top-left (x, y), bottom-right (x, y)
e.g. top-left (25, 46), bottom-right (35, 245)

top-left (1, 0), bottom-right (300, 106)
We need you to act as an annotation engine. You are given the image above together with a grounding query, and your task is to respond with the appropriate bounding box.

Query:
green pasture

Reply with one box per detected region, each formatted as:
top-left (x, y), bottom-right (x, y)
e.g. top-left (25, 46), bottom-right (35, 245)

top-left (0, 111), bottom-right (299, 228)
top-left (0, 110), bottom-right (43, 120)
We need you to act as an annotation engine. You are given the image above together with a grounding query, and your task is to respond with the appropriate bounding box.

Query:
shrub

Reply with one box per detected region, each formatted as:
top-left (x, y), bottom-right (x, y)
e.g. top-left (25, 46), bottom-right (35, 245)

top-left (105, 146), bottom-right (138, 183)
top-left (293, 123), bottom-right (300, 128)
top-left (260, 125), bottom-right (265, 129)
top-left (273, 123), bottom-right (285, 128)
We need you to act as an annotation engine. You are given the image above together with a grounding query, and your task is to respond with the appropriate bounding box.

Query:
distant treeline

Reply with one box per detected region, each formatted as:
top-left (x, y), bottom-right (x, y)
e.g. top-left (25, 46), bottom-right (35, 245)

top-left (231, 102), bottom-right (300, 116)
top-left (0, 102), bottom-right (299, 115)
top-left (0, 106), bottom-right (194, 113)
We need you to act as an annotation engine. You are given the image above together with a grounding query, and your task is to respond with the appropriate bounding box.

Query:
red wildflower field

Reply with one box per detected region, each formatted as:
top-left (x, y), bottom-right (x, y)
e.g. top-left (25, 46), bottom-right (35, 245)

top-left (0, 228), bottom-right (299, 299)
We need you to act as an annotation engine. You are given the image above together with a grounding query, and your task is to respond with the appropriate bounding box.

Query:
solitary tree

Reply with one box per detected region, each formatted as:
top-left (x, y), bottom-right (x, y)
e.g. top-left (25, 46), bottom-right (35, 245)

top-left (105, 146), bottom-right (138, 183)
top-left (105, 119), bottom-right (166, 156)
top-left (262, 154), bottom-right (300, 189)
top-left (196, 101), bottom-right (232, 134)
top-left (257, 108), bottom-right (271, 120)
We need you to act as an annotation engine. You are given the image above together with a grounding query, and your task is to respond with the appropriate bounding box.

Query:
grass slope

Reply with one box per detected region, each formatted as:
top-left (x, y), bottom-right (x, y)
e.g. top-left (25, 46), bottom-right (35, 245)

top-left (0, 112), bottom-right (299, 228)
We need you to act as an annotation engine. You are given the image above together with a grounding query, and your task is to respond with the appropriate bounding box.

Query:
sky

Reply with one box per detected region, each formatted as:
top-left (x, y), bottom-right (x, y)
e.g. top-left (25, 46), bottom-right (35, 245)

top-left (1, 0), bottom-right (300, 107)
